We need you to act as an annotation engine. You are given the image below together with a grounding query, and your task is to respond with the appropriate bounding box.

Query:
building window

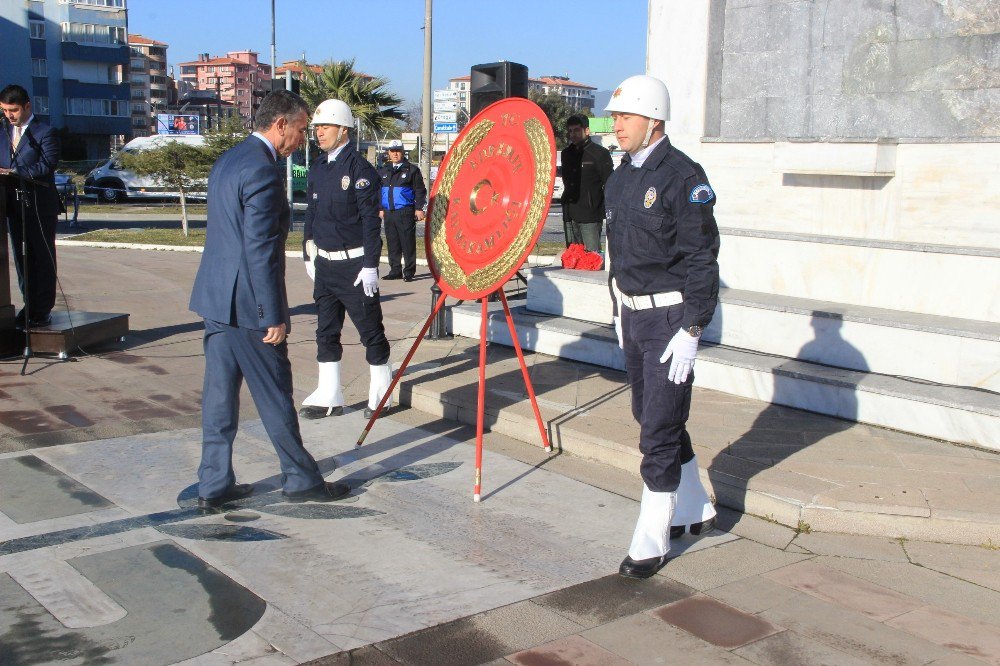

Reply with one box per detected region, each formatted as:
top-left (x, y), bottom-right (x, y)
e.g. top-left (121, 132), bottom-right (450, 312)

top-left (35, 96), bottom-right (49, 114)
top-left (32, 58), bottom-right (47, 77)
top-left (59, 0), bottom-right (127, 7)
top-left (130, 58), bottom-right (144, 70)
top-left (29, 21), bottom-right (45, 39)
top-left (131, 103), bottom-right (145, 113)
top-left (61, 22), bottom-right (127, 45)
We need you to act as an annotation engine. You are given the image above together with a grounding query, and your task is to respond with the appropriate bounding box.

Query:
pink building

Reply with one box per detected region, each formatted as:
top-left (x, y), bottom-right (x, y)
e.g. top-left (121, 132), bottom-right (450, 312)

top-left (178, 50), bottom-right (271, 121)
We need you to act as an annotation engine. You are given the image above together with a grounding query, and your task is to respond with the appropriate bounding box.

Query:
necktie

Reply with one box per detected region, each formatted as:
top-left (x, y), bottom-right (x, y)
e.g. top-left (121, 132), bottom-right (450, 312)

top-left (12, 125), bottom-right (22, 150)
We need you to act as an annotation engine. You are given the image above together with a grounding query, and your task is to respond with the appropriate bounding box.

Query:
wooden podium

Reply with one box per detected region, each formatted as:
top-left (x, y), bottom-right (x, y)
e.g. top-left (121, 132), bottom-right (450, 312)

top-left (1, 172), bottom-right (128, 363)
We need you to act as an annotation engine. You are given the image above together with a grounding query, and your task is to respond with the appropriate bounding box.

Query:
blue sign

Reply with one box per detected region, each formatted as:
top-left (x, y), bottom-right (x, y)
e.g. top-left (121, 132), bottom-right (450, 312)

top-left (433, 122), bottom-right (458, 133)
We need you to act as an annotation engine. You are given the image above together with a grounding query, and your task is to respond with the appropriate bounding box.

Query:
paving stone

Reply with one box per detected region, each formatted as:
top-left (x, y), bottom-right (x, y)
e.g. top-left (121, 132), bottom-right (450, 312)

top-left (763, 559), bottom-right (925, 621)
top-left (904, 540), bottom-right (1000, 592)
top-left (733, 629), bottom-right (872, 666)
top-left (791, 531), bottom-right (909, 561)
top-left (651, 595), bottom-right (785, 649)
top-left (0, 455), bottom-right (113, 524)
top-left (705, 575), bottom-right (804, 615)
top-left (660, 538), bottom-right (811, 591)
top-left (716, 506), bottom-right (798, 550)
top-left (759, 590), bottom-right (952, 665)
top-left (304, 645), bottom-right (400, 665)
top-left (506, 634), bottom-right (632, 666)
top-left (816, 555), bottom-right (1000, 625)
top-left (814, 483), bottom-right (930, 517)
top-left (886, 605), bottom-right (1000, 664)
top-left (922, 486), bottom-right (1000, 523)
top-left (376, 601), bottom-right (585, 666)
top-left (530, 573), bottom-right (696, 628)
top-left (581, 611), bottom-right (752, 665)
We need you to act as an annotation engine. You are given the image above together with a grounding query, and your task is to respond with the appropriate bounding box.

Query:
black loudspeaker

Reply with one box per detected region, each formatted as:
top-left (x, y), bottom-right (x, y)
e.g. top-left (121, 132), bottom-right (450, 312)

top-left (270, 77), bottom-right (300, 95)
top-left (470, 61), bottom-right (528, 118)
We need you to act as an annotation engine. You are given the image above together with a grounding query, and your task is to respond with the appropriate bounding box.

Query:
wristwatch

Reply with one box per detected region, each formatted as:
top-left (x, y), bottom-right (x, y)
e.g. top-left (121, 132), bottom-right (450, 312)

top-left (687, 325), bottom-right (703, 338)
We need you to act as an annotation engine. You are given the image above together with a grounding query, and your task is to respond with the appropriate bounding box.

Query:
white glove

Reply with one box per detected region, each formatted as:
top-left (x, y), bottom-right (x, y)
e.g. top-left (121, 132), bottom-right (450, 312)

top-left (613, 316), bottom-right (623, 349)
top-left (659, 328), bottom-right (699, 384)
top-left (304, 240), bottom-right (318, 281)
top-left (354, 267), bottom-right (379, 297)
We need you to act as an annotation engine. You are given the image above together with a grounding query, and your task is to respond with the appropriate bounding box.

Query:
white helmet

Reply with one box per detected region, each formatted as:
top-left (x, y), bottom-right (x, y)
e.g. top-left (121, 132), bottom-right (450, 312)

top-left (604, 75), bottom-right (670, 121)
top-left (311, 99), bottom-right (354, 127)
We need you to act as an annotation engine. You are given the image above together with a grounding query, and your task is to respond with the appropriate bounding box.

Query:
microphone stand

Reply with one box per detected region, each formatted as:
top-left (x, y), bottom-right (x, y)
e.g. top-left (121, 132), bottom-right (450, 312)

top-left (7, 123), bottom-right (37, 375)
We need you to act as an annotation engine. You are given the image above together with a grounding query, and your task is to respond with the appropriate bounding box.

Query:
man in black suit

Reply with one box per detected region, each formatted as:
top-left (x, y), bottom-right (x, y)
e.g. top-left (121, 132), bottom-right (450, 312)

top-left (0, 84), bottom-right (61, 327)
top-left (189, 91), bottom-right (349, 511)
top-left (560, 114), bottom-right (613, 253)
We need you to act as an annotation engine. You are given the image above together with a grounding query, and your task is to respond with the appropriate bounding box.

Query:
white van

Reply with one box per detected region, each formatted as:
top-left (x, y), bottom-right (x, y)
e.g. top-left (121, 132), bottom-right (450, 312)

top-left (83, 134), bottom-right (206, 203)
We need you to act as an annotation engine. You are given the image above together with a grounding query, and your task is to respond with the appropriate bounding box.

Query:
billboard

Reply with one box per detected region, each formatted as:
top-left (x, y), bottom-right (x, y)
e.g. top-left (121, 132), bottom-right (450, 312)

top-left (156, 114), bottom-right (200, 135)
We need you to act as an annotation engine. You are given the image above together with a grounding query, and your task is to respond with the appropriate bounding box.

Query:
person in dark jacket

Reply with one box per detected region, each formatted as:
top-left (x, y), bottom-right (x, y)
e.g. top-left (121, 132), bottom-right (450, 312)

top-left (560, 114), bottom-right (613, 253)
top-left (299, 99), bottom-right (393, 421)
top-left (0, 84), bottom-right (61, 327)
top-left (189, 91), bottom-right (350, 510)
top-left (377, 139), bottom-right (426, 281)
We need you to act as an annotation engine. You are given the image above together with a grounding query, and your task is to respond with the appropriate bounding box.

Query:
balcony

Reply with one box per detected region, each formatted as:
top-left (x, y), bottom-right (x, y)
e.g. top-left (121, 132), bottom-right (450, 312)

top-left (61, 42), bottom-right (129, 65)
top-left (64, 80), bottom-right (130, 99)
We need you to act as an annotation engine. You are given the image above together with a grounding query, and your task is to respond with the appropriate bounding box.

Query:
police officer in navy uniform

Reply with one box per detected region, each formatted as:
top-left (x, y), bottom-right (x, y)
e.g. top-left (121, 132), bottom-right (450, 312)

top-left (299, 99), bottom-right (393, 421)
top-left (605, 75), bottom-right (720, 579)
top-left (377, 139), bottom-right (426, 282)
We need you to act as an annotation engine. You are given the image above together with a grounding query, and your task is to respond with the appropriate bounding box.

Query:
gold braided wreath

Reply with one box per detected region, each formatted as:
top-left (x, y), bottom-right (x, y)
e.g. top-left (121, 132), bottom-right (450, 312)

top-left (428, 116), bottom-right (553, 295)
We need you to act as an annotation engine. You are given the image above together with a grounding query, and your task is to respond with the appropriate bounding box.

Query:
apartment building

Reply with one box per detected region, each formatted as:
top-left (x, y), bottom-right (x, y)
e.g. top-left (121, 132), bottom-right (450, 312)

top-left (177, 51), bottom-right (272, 122)
top-left (127, 33), bottom-right (167, 137)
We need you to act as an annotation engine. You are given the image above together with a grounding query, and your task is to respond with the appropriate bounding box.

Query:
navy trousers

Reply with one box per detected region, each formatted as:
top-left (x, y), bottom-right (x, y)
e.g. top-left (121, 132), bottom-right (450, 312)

top-left (313, 255), bottom-right (390, 365)
top-left (383, 207), bottom-right (417, 279)
top-left (7, 208), bottom-right (58, 317)
top-left (622, 302), bottom-right (696, 493)
top-left (199, 318), bottom-right (325, 498)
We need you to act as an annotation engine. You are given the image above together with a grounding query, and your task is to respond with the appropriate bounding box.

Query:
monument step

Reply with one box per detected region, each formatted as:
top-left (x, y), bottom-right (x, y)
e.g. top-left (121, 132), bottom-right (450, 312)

top-left (449, 301), bottom-right (999, 450)
top-left (524, 267), bottom-right (1000, 391)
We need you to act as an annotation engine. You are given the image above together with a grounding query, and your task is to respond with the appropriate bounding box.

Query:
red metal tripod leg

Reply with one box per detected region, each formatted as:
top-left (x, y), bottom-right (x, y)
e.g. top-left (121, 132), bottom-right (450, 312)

top-left (474, 296), bottom-right (488, 502)
top-left (498, 290), bottom-right (552, 453)
top-left (356, 290), bottom-right (448, 447)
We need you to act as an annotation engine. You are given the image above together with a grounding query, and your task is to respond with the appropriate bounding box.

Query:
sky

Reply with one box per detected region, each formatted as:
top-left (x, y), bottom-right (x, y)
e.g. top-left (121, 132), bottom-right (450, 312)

top-left (127, 0), bottom-right (648, 108)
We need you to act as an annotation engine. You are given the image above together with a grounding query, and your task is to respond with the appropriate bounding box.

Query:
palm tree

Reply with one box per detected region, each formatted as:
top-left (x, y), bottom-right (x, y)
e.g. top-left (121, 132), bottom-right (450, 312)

top-left (298, 59), bottom-right (404, 138)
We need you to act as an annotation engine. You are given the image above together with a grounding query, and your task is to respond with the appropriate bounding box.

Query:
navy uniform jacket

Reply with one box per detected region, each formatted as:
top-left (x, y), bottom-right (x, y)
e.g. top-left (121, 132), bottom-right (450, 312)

top-left (1, 118), bottom-right (61, 217)
top-left (303, 143), bottom-right (382, 268)
top-left (377, 159), bottom-right (426, 211)
top-left (605, 136), bottom-right (720, 330)
top-left (560, 139), bottom-right (613, 223)
top-left (190, 136), bottom-right (291, 332)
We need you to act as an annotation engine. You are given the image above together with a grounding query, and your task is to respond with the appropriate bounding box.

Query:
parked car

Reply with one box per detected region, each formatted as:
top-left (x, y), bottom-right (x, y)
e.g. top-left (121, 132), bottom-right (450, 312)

top-left (552, 164), bottom-right (564, 202)
top-left (83, 134), bottom-right (206, 203)
top-left (54, 172), bottom-right (79, 224)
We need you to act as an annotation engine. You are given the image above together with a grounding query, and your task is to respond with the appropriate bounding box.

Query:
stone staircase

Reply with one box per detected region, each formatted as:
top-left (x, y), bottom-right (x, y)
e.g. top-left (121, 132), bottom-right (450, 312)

top-left (451, 231), bottom-right (1000, 450)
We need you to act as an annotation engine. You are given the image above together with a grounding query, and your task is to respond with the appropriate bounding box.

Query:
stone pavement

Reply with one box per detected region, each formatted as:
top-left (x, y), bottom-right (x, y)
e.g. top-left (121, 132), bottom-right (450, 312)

top-left (1, 245), bottom-right (998, 665)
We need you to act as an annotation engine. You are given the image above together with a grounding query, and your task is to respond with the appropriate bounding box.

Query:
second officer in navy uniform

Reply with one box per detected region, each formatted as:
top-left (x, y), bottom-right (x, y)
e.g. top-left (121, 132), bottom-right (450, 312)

top-left (604, 75), bottom-right (721, 579)
top-left (377, 139), bottom-right (426, 282)
top-left (299, 99), bottom-right (393, 420)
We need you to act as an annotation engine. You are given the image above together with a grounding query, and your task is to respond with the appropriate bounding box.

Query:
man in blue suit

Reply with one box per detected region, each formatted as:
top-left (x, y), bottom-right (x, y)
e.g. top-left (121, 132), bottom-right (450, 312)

top-left (0, 84), bottom-right (61, 327)
top-left (189, 91), bottom-right (349, 511)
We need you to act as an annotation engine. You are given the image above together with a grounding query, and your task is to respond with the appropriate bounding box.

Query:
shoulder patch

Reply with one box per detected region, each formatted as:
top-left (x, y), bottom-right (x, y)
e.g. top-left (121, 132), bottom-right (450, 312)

top-left (689, 184), bottom-right (715, 204)
top-left (355, 178), bottom-right (370, 189)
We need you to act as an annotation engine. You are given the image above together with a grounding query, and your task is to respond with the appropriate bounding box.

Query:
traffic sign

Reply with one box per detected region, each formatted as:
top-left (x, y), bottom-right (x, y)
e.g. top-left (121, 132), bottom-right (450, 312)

top-left (433, 101), bottom-right (458, 112)
top-left (434, 89), bottom-right (459, 100)
top-left (433, 112), bottom-right (457, 123)
top-left (434, 122), bottom-right (459, 133)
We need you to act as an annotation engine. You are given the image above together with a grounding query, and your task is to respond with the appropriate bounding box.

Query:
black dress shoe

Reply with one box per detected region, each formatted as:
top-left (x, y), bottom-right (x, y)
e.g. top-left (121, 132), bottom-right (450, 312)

top-left (670, 516), bottom-right (717, 539)
top-left (384, 272), bottom-right (403, 280)
top-left (298, 405), bottom-right (344, 420)
top-left (363, 405), bottom-right (392, 419)
top-left (403, 275), bottom-right (414, 282)
top-left (15, 311), bottom-right (51, 328)
top-left (198, 483), bottom-right (254, 511)
top-left (619, 554), bottom-right (668, 579)
top-left (282, 481), bottom-right (351, 503)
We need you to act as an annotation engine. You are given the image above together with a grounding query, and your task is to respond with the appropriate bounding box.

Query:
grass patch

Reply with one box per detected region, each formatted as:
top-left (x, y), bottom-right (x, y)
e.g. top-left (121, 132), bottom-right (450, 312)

top-left (66, 229), bottom-right (565, 256)
top-left (79, 203), bottom-right (208, 215)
